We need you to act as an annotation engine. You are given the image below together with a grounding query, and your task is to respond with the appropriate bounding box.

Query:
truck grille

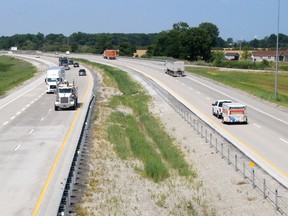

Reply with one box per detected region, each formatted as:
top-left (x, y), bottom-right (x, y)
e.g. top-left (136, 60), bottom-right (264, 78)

top-left (50, 85), bottom-right (56, 89)
top-left (60, 97), bottom-right (69, 103)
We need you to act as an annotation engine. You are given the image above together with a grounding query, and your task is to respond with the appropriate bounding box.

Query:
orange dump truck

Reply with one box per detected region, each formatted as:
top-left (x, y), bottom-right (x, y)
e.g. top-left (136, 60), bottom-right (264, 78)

top-left (103, 50), bottom-right (117, 59)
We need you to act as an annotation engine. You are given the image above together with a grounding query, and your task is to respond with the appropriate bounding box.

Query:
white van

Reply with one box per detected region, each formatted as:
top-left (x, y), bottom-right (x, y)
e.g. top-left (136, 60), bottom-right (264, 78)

top-left (45, 66), bottom-right (65, 93)
top-left (222, 103), bottom-right (248, 124)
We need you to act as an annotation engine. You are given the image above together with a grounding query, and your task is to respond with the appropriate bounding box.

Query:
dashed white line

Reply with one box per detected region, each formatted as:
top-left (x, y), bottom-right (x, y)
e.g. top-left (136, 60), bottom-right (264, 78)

top-left (22, 108), bottom-right (26, 111)
top-left (279, 138), bottom-right (288, 144)
top-left (16, 111), bottom-right (21, 115)
top-left (29, 129), bottom-right (34, 134)
top-left (49, 108), bottom-right (52, 112)
top-left (40, 117), bottom-right (44, 121)
top-left (253, 123), bottom-right (261, 128)
top-left (3, 121), bottom-right (8, 126)
top-left (206, 97), bottom-right (211, 100)
top-left (10, 116), bottom-right (15, 120)
top-left (26, 104), bottom-right (30, 108)
top-left (14, 145), bottom-right (21, 151)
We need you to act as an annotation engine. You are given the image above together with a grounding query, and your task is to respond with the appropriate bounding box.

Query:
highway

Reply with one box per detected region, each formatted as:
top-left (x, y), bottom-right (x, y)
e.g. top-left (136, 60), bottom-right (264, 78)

top-left (0, 53), bottom-right (288, 215)
top-left (71, 54), bottom-right (288, 188)
top-left (0, 55), bottom-right (93, 216)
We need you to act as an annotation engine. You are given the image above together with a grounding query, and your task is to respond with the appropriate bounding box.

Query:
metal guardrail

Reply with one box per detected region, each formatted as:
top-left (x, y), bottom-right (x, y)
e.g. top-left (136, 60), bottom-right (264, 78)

top-left (57, 93), bottom-right (95, 216)
top-left (129, 70), bottom-right (288, 215)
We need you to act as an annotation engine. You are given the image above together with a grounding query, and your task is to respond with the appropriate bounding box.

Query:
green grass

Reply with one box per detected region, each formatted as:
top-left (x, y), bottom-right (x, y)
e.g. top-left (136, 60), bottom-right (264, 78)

top-left (77, 58), bottom-right (196, 182)
top-left (0, 56), bottom-right (37, 95)
top-left (186, 67), bottom-right (288, 107)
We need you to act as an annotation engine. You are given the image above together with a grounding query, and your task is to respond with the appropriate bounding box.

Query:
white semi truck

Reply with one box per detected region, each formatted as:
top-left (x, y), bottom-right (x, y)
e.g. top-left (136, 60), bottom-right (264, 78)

top-left (164, 60), bottom-right (185, 77)
top-left (45, 66), bottom-right (65, 93)
top-left (54, 80), bottom-right (78, 111)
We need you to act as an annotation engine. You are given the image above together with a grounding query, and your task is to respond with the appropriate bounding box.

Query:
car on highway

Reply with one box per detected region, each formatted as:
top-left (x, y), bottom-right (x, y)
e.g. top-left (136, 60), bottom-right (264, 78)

top-left (64, 64), bottom-right (70, 70)
top-left (68, 60), bottom-right (74, 65)
top-left (212, 99), bottom-right (232, 118)
top-left (73, 62), bottom-right (79, 67)
top-left (79, 69), bottom-right (86, 76)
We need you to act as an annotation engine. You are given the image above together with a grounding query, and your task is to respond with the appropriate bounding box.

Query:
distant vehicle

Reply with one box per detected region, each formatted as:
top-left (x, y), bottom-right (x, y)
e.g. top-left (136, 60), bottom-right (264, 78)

top-left (222, 103), bottom-right (248, 124)
top-left (164, 60), bottom-right (185, 77)
top-left (35, 55), bottom-right (40, 58)
top-left (79, 69), bottom-right (86, 76)
top-left (59, 57), bottom-right (68, 66)
top-left (45, 66), bottom-right (65, 93)
top-left (54, 80), bottom-right (78, 111)
top-left (103, 50), bottom-right (117, 59)
top-left (212, 100), bottom-right (232, 118)
top-left (68, 60), bottom-right (74, 65)
top-left (73, 62), bottom-right (79, 67)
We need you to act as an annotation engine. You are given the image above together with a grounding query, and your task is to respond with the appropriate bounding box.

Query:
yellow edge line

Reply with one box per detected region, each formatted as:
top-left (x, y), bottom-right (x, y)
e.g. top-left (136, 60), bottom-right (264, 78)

top-left (129, 66), bottom-right (288, 178)
top-left (32, 72), bottom-right (91, 216)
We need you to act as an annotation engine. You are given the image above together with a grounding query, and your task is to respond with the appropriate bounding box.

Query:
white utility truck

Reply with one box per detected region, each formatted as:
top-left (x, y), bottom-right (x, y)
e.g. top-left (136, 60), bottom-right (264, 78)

top-left (164, 60), bottom-right (185, 77)
top-left (212, 100), bottom-right (232, 118)
top-left (54, 80), bottom-right (78, 111)
top-left (222, 103), bottom-right (248, 124)
top-left (45, 66), bottom-right (65, 93)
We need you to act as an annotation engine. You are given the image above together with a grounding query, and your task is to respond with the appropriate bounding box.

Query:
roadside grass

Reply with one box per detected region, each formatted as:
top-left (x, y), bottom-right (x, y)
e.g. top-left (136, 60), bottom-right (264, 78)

top-left (75, 58), bottom-right (196, 182)
top-left (0, 56), bottom-right (36, 95)
top-left (186, 67), bottom-right (288, 108)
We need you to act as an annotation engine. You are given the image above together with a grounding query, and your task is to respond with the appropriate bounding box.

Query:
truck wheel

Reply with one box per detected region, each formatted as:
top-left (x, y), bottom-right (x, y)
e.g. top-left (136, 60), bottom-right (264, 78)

top-left (54, 106), bottom-right (58, 111)
top-left (217, 112), bottom-right (220, 119)
top-left (222, 117), bottom-right (225, 124)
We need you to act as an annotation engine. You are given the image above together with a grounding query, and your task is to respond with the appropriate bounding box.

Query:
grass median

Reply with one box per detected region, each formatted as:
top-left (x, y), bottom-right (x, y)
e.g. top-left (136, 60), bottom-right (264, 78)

top-left (0, 55), bottom-right (37, 96)
top-left (77, 59), bottom-right (196, 182)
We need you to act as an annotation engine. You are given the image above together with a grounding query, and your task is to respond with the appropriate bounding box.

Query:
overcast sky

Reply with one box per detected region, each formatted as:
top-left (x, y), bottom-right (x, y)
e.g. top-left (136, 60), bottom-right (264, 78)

top-left (1, 0), bottom-right (287, 41)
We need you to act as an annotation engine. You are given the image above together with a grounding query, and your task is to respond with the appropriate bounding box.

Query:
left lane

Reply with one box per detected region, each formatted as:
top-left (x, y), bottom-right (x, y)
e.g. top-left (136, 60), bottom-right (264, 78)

top-left (0, 54), bottom-right (93, 216)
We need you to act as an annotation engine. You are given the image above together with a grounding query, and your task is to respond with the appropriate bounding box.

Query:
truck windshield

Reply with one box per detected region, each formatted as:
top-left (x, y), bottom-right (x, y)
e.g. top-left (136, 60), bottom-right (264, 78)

top-left (59, 88), bottom-right (72, 93)
top-left (47, 78), bottom-right (60, 82)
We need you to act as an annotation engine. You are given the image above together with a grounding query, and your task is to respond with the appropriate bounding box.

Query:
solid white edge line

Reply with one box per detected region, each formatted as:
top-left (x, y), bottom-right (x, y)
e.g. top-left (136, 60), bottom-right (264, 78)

top-left (14, 145), bottom-right (21, 151)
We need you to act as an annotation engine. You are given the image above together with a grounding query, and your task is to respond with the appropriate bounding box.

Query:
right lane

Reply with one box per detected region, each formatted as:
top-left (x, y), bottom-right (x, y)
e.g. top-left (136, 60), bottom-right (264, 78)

top-left (71, 54), bottom-right (288, 187)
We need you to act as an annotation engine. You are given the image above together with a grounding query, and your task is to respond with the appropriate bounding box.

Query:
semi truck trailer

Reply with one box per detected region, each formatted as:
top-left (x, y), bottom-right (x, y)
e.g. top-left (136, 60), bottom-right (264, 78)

top-left (164, 60), bottom-right (185, 77)
top-left (103, 50), bottom-right (117, 59)
top-left (45, 66), bottom-right (65, 93)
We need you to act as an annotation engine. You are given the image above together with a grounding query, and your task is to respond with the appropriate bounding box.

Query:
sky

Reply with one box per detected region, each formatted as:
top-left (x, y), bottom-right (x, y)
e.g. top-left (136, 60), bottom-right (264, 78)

top-left (0, 0), bottom-right (287, 42)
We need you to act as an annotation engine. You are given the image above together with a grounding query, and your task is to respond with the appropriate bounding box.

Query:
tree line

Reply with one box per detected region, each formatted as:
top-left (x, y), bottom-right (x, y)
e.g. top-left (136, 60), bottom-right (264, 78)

top-left (0, 22), bottom-right (287, 61)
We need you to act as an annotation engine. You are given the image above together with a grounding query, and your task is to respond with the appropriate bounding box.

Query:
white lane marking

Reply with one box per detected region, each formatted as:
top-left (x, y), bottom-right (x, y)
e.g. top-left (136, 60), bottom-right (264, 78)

top-left (279, 138), bottom-right (288, 144)
top-left (16, 111), bottom-right (21, 115)
top-left (189, 87), bottom-right (193, 90)
top-left (22, 108), bottom-right (25, 111)
top-left (253, 123), bottom-right (261, 128)
top-left (26, 104), bottom-right (30, 108)
top-left (186, 76), bottom-right (288, 126)
top-left (206, 97), bottom-right (211, 100)
top-left (49, 108), bottom-right (52, 112)
top-left (14, 145), bottom-right (21, 151)
top-left (10, 116), bottom-right (15, 120)
top-left (196, 91), bottom-right (200, 94)
top-left (0, 81), bottom-right (43, 110)
top-left (40, 117), bottom-right (44, 121)
top-left (3, 121), bottom-right (8, 126)
top-left (29, 129), bottom-right (34, 134)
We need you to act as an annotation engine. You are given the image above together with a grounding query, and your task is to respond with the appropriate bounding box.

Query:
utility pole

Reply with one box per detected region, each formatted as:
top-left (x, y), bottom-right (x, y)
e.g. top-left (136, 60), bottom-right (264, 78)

top-left (274, 0), bottom-right (280, 99)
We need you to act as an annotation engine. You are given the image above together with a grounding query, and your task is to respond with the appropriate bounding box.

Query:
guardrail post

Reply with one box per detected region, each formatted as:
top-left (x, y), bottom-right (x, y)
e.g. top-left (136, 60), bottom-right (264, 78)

top-left (243, 162), bottom-right (246, 179)
top-left (263, 179), bottom-right (267, 199)
top-left (210, 133), bottom-right (212, 148)
top-left (221, 143), bottom-right (224, 158)
top-left (275, 189), bottom-right (279, 211)
top-left (193, 119), bottom-right (196, 130)
top-left (205, 129), bottom-right (208, 143)
top-left (252, 170), bottom-right (256, 188)
top-left (215, 138), bottom-right (218, 153)
top-left (201, 125), bottom-right (203, 137)
top-left (228, 148), bottom-right (230, 165)
top-left (235, 155), bottom-right (238, 171)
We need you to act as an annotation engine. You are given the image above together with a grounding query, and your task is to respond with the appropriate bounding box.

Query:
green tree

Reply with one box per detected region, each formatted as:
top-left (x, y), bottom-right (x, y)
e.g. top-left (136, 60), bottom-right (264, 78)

top-left (198, 22), bottom-right (219, 47)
